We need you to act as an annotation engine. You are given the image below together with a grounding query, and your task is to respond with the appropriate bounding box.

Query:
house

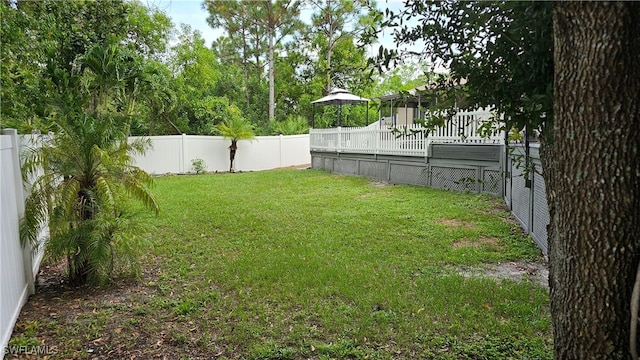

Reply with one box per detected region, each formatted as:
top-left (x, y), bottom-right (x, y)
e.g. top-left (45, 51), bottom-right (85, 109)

top-left (378, 86), bottom-right (433, 127)
top-left (377, 81), bottom-right (468, 127)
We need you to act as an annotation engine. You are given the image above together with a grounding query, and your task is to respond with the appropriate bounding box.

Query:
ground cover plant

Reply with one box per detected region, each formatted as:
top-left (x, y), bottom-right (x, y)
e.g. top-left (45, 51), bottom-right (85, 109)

top-left (8, 169), bottom-right (551, 359)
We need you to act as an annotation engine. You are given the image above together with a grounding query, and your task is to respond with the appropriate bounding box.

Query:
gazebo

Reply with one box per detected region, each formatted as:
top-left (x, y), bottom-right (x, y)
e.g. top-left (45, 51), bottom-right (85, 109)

top-left (311, 88), bottom-right (369, 128)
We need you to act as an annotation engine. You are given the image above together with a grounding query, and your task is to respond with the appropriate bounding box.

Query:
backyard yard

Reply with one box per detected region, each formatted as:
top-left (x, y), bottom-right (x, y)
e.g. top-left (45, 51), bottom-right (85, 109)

top-left (7, 169), bottom-right (551, 359)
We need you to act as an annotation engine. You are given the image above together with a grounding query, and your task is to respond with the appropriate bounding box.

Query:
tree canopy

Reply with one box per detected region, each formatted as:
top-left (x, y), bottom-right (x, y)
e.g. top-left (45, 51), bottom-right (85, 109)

top-left (2, 0), bottom-right (417, 135)
top-left (365, 1), bottom-right (553, 134)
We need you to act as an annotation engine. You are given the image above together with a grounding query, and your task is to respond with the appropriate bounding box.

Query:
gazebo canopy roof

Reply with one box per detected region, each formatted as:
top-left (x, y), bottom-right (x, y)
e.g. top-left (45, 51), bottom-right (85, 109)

top-left (311, 88), bottom-right (369, 105)
top-left (378, 78), bottom-right (469, 101)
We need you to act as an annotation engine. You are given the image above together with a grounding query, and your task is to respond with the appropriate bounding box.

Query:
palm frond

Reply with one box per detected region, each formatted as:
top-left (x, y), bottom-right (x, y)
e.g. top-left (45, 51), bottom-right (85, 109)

top-left (95, 176), bottom-right (116, 214)
top-left (121, 175), bottom-right (159, 215)
top-left (85, 218), bottom-right (116, 284)
top-left (126, 136), bottom-right (152, 157)
top-left (56, 177), bottom-right (81, 221)
top-left (214, 106), bottom-right (256, 142)
top-left (20, 189), bottom-right (50, 249)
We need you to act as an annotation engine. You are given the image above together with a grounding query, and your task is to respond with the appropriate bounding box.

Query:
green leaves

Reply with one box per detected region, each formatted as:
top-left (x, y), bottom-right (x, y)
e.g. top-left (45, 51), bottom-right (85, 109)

top-left (214, 106), bottom-right (256, 142)
top-left (213, 106), bottom-right (256, 172)
top-left (1, 0), bottom-right (173, 133)
top-left (269, 115), bottom-right (309, 135)
top-left (6, 1), bottom-right (168, 284)
top-left (21, 116), bottom-right (158, 285)
top-left (368, 0), bottom-right (554, 135)
top-left (19, 37), bottom-right (160, 285)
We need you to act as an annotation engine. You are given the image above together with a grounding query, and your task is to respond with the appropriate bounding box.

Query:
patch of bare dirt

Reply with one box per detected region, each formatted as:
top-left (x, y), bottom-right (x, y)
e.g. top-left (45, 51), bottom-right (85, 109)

top-left (458, 261), bottom-right (549, 289)
top-left (435, 218), bottom-right (479, 230)
top-left (274, 163), bottom-right (311, 170)
top-left (369, 180), bottom-right (391, 188)
top-left (452, 236), bottom-right (501, 249)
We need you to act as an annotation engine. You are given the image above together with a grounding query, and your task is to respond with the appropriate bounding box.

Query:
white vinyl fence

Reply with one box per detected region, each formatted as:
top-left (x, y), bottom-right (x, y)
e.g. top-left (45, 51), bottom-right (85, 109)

top-left (0, 130), bottom-right (46, 355)
top-left (131, 134), bottom-right (310, 174)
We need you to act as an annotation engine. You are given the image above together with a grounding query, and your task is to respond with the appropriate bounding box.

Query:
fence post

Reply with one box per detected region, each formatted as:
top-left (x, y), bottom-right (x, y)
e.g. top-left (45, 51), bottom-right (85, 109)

top-left (337, 127), bottom-right (342, 152)
top-left (181, 133), bottom-right (187, 174)
top-left (529, 165), bottom-right (535, 238)
top-left (374, 127), bottom-right (380, 154)
top-left (279, 134), bottom-right (284, 168)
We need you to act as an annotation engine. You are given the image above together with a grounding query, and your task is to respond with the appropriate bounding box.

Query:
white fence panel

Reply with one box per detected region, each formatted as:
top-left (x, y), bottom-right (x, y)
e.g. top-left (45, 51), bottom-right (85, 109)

top-left (1, 129), bottom-right (41, 355)
top-left (130, 136), bottom-right (183, 174)
top-left (310, 125), bottom-right (427, 156)
top-left (280, 135), bottom-right (311, 169)
top-left (18, 135), bottom-right (47, 277)
top-left (238, 136), bottom-right (282, 171)
top-left (430, 108), bottom-right (502, 143)
top-left (182, 135), bottom-right (229, 173)
top-left (130, 134), bottom-right (311, 174)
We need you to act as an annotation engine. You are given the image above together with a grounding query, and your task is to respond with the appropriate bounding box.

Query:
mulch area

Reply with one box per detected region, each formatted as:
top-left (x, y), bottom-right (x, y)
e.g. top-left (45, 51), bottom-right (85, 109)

top-left (7, 261), bottom-right (218, 359)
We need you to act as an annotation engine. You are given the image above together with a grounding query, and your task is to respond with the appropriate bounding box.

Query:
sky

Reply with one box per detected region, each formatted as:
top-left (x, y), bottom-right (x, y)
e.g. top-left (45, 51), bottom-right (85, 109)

top-left (151, 0), bottom-right (219, 45)
top-left (149, 0), bottom-right (414, 57)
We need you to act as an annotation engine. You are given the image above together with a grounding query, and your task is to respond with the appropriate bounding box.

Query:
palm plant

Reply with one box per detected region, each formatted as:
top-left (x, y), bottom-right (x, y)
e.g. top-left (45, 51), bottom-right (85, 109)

top-left (214, 105), bottom-right (255, 172)
top-left (270, 115), bottom-right (309, 135)
top-left (21, 116), bottom-right (159, 285)
top-left (20, 40), bottom-right (159, 285)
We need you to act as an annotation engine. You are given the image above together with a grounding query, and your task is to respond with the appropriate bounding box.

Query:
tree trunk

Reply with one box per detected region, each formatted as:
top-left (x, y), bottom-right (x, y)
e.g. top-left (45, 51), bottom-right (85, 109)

top-left (326, 42), bottom-right (333, 94)
top-left (68, 253), bottom-right (89, 286)
top-left (242, 25), bottom-right (251, 109)
top-left (546, 2), bottom-right (640, 358)
top-left (229, 140), bottom-right (238, 173)
top-left (268, 25), bottom-right (275, 121)
top-left (325, 0), bottom-right (334, 94)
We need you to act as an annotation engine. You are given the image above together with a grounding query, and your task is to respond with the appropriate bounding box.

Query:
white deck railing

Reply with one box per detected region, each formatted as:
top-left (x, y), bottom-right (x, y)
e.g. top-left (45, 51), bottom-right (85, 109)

top-left (310, 109), bottom-right (504, 157)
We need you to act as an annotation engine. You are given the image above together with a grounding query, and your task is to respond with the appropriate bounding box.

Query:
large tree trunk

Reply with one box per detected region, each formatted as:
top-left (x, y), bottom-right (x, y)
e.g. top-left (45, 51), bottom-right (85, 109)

top-left (546, 2), bottom-right (640, 358)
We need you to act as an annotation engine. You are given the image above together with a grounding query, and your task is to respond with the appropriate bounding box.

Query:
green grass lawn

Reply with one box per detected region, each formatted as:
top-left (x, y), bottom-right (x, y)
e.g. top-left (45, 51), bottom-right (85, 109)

top-left (10, 169), bottom-right (551, 359)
